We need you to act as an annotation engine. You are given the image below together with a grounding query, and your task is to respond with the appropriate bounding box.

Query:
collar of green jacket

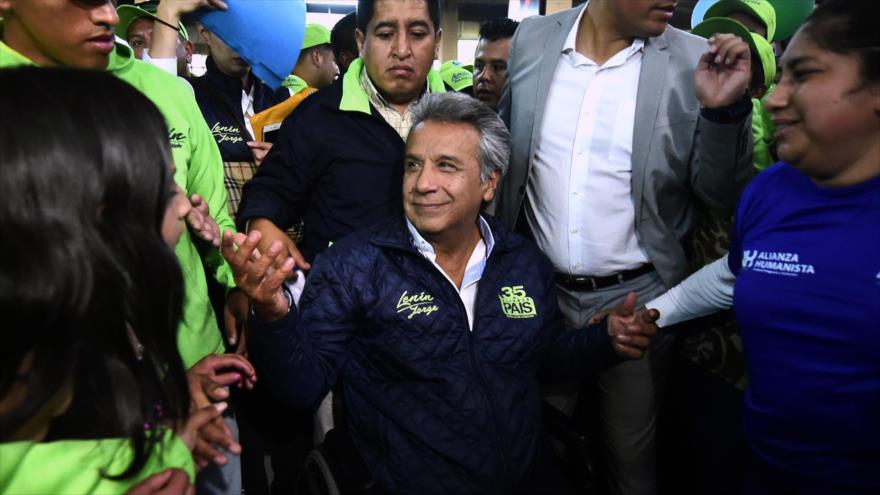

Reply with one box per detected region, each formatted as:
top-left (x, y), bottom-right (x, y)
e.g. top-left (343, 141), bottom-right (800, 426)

top-left (0, 39), bottom-right (35, 67)
top-left (0, 39), bottom-right (135, 71)
top-left (339, 58), bottom-right (445, 115)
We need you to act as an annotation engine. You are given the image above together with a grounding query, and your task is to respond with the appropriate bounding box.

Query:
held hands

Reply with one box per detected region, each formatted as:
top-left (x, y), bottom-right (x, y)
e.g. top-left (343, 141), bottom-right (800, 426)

top-left (221, 230), bottom-right (296, 321)
top-left (186, 194), bottom-right (220, 247)
top-left (603, 292), bottom-right (660, 360)
top-left (185, 354), bottom-right (257, 469)
top-left (695, 33), bottom-right (752, 109)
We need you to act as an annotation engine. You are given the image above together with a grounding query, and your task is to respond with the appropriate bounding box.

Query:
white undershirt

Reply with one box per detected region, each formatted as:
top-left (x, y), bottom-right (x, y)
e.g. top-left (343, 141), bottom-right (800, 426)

top-left (241, 84), bottom-right (255, 140)
top-left (646, 255), bottom-right (736, 328)
top-left (407, 217), bottom-right (495, 330)
top-left (527, 2), bottom-right (650, 277)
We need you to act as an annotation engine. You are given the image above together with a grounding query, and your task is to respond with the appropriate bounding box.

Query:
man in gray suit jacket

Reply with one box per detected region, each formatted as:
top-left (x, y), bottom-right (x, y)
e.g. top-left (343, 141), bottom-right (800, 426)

top-left (493, 1), bottom-right (753, 494)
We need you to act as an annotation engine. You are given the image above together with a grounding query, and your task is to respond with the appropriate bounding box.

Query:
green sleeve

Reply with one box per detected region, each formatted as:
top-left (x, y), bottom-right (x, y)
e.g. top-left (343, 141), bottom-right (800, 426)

top-left (0, 431), bottom-right (194, 494)
top-left (184, 99), bottom-right (238, 292)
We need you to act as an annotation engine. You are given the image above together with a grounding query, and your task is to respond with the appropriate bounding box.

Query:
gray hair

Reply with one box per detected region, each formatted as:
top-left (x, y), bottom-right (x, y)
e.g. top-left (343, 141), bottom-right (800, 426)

top-left (410, 92), bottom-right (510, 182)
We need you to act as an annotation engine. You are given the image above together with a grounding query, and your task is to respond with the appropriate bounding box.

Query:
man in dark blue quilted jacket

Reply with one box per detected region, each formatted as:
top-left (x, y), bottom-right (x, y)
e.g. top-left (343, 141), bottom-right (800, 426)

top-left (222, 93), bottom-right (660, 495)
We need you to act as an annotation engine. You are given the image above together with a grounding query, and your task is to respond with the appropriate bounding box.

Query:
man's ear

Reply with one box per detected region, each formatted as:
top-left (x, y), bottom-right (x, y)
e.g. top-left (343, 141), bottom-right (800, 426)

top-left (184, 40), bottom-right (194, 62)
top-left (355, 28), bottom-right (365, 58)
top-left (0, 0), bottom-right (13, 16)
top-left (482, 169), bottom-right (500, 203)
top-left (434, 28), bottom-right (442, 60)
top-left (310, 47), bottom-right (323, 67)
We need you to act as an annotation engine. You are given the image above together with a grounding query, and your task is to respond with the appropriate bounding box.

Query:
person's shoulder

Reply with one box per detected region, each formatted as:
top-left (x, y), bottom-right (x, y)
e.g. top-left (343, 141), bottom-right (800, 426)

top-left (659, 26), bottom-right (708, 61)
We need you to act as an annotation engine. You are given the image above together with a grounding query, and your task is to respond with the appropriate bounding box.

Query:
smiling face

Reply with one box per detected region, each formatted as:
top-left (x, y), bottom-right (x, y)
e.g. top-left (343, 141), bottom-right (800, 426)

top-left (356, 0), bottom-right (440, 107)
top-left (403, 120), bottom-right (498, 243)
top-left (765, 30), bottom-right (880, 186)
top-left (0, 0), bottom-right (119, 69)
top-left (473, 36), bottom-right (511, 110)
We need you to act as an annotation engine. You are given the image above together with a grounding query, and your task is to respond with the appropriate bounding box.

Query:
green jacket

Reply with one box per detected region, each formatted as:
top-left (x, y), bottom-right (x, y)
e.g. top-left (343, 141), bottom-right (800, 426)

top-left (0, 431), bottom-right (194, 494)
top-left (0, 41), bottom-right (235, 367)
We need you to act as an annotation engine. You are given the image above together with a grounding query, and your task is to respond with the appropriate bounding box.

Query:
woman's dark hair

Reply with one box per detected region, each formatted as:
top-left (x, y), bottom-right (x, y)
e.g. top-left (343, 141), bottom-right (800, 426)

top-left (0, 67), bottom-right (190, 480)
top-left (357, 0), bottom-right (440, 34)
top-left (802, 0), bottom-right (880, 84)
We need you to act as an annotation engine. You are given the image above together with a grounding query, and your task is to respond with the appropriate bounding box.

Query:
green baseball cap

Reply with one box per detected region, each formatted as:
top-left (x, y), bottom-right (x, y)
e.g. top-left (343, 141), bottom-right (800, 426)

top-left (705, 0), bottom-right (776, 41)
top-left (692, 17), bottom-right (776, 89)
top-left (117, 1), bottom-right (188, 42)
top-left (439, 60), bottom-right (473, 92)
top-left (301, 24), bottom-right (331, 50)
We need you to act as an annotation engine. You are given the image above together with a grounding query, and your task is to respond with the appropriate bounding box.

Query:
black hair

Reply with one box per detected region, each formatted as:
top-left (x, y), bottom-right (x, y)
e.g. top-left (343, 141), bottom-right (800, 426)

top-left (331, 11), bottom-right (359, 62)
top-left (357, 0), bottom-right (441, 34)
top-left (0, 67), bottom-right (190, 480)
top-left (802, 0), bottom-right (880, 84)
top-left (479, 17), bottom-right (519, 42)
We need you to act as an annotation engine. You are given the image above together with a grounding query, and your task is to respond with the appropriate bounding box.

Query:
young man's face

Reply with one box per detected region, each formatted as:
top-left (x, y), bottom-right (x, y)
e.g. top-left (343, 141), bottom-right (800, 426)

top-left (201, 27), bottom-right (250, 79)
top-left (473, 36), bottom-right (512, 110)
top-left (0, 0), bottom-right (118, 69)
top-left (126, 16), bottom-right (153, 60)
top-left (356, 0), bottom-right (440, 106)
top-left (403, 120), bottom-right (498, 242)
top-left (600, 0), bottom-right (676, 39)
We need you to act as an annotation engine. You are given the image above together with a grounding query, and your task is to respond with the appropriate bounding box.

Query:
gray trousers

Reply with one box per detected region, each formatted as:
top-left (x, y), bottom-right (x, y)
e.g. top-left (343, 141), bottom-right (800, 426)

top-left (551, 271), bottom-right (671, 495)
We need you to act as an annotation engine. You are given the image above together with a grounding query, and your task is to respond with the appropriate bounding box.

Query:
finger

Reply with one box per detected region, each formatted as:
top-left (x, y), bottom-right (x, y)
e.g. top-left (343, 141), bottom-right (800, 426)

top-left (159, 469), bottom-right (191, 495)
top-left (224, 312), bottom-right (239, 347)
top-left (200, 419), bottom-right (240, 453)
top-left (186, 210), bottom-right (204, 230)
top-left (126, 469), bottom-right (174, 494)
top-left (264, 257), bottom-right (296, 291)
top-left (208, 0), bottom-right (229, 10)
top-left (249, 240), bottom-right (284, 281)
top-left (626, 322), bottom-right (658, 337)
top-left (200, 353), bottom-right (257, 377)
top-left (616, 334), bottom-right (651, 349)
top-left (186, 401), bottom-right (227, 434)
top-left (232, 230), bottom-right (262, 272)
top-left (613, 292), bottom-right (637, 317)
top-left (189, 194), bottom-right (204, 207)
top-left (194, 437), bottom-right (227, 466)
top-left (220, 231), bottom-right (238, 264)
top-left (613, 342), bottom-right (643, 360)
top-left (285, 240), bottom-right (311, 270)
top-left (713, 36), bottom-right (748, 66)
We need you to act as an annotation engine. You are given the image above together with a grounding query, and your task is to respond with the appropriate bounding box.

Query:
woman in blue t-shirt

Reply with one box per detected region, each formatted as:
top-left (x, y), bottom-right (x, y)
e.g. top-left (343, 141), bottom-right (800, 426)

top-left (647, 1), bottom-right (880, 493)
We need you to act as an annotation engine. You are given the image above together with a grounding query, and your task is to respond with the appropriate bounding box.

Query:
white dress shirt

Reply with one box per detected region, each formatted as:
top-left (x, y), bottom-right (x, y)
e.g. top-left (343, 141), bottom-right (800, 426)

top-left (408, 217), bottom-right (495, 331)
top-left (526, 3), bottom-right (650, 277)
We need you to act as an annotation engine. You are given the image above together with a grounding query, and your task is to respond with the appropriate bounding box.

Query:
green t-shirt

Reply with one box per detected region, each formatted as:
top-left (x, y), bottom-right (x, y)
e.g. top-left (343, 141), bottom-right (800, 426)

top-left (0, 431), bottom-right (194, 494)
top-left (0, 41), bottom-right (235, 367)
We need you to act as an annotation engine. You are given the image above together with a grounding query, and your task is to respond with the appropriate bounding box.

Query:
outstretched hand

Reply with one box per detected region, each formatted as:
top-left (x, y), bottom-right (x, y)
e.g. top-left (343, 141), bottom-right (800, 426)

top-left (605, 292), bottom-right (660, 360)
top-left (221, 230), bottom-right (296, 321)
top-left (186, 194), bottom-right (220, 247)
top-left (185, 354), bottom-right (256, 468)
top-left (695, 33), bottom-right (752, 109)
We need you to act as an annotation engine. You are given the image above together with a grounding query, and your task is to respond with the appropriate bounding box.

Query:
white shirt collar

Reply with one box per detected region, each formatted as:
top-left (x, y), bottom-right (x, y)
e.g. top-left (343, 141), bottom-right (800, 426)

top-left (406, 216), bottom-right (495, 289)
top-left (562, 1), bottom-right (645, 63)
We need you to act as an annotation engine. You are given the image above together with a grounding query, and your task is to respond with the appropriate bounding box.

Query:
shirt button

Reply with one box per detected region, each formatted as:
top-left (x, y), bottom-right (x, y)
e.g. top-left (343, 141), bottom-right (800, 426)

top-left (577, 149), bottom-right (584, 156)
top-left (571, 229), bottom-right (579, 234)
top-left (572, 191), bottom-right (579, 197)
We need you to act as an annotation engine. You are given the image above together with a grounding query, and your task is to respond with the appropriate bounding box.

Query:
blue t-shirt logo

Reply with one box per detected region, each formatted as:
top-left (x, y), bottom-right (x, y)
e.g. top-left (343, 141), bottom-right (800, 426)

top-left (741, 249), bottom-right (816, 276)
